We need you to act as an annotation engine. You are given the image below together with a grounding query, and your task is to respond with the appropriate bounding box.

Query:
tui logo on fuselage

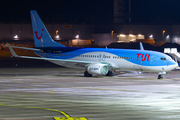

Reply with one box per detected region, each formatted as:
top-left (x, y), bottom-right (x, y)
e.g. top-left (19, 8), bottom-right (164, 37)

top-left (136, 53), bottom-right (150, 61)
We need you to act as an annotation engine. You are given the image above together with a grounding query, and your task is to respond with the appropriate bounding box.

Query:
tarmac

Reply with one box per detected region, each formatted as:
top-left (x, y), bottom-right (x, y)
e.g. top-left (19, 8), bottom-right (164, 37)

top-left (1, 58), bottom-right (180, 120)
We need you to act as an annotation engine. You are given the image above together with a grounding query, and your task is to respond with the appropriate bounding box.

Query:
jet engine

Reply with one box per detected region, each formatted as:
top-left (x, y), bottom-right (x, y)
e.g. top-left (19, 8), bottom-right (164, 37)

top-left (87, 64), bottom-right (108, 75)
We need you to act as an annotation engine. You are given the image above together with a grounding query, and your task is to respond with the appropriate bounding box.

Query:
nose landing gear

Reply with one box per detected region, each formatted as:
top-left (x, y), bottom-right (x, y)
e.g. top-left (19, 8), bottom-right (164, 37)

top-left (158, 72), bottom-right (166, 79)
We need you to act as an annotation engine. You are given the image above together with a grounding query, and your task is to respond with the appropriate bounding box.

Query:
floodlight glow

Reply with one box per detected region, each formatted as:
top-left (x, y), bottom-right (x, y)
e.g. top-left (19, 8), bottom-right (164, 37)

top-left (130, 39), bottom-right (135, 42)
top-left (14, 35), bottom-right (18, 39)
top-left (149, 35), bottom-right (153, 38)
top-left (138, 34), bottom-right (142, 36)
top-left (55, 35), bottom-right (60, 39)
top-left (166, 35), bottom-right (169, 39)
top-left (129, 34), bottom-right (133, 36)
top-left (117, 41), bottom-right (124, 43)
top-left (75, 35), bottom-right (79, 38)
top-left (120, 34), bottom-right (125, 37)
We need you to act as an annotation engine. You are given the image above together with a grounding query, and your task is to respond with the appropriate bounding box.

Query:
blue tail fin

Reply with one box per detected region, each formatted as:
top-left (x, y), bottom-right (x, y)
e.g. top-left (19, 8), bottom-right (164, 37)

top-left (30, 10), bottom-right (65, 48)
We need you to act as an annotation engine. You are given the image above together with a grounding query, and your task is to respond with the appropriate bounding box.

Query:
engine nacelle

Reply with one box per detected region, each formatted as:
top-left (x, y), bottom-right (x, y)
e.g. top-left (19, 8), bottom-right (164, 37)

top-left (87, 64), bottom-right (108, 75)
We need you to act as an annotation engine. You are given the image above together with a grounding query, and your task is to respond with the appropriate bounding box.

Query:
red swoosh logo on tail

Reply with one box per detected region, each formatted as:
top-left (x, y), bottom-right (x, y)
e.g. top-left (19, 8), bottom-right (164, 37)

top-left (35, 29), bottom-right (44, 40)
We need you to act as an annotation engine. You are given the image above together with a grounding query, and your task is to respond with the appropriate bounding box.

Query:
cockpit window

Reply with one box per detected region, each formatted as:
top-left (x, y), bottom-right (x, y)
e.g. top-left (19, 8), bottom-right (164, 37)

top-left (160, 57), bottom-right (166, 60)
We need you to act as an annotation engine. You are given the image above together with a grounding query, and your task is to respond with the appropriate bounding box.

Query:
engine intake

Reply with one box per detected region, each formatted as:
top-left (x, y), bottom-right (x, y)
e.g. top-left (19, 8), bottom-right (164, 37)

top-left (87, 64), bottom-right (108, 75)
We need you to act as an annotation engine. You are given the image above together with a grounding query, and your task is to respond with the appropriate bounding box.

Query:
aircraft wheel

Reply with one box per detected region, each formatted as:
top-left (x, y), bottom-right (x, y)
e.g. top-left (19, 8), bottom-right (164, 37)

top-left (158, 75), bottom-right (163, 79)
top-left (106, 71), bottom-right (114, 76)
top-left (84, 71), bottom-right (92, 77)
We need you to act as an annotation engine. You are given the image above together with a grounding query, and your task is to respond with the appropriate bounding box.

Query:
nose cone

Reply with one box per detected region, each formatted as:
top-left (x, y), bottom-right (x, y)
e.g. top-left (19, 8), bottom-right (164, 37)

top-left (170, 60), bottom-right (179, 71)
top-left (166, 60), bottom-right (179, 71)
top-left (175, 62), bottom-right (179, 68)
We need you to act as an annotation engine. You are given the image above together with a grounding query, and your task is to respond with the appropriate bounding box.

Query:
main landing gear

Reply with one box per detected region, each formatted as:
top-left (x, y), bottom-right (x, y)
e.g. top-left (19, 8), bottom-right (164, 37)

top-left (106, 71), bottom-right (114, 76)
top-left (84, 71), bottom-right (115, 77)
top-left (84, 71), bottom-right (92, 77)
top-left (158, 74), bottom-right (163, 79)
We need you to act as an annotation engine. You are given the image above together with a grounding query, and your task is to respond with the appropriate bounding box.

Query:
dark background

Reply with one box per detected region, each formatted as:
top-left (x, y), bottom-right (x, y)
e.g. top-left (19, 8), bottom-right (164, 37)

top-left (0, 0), bottom-right (180, 24)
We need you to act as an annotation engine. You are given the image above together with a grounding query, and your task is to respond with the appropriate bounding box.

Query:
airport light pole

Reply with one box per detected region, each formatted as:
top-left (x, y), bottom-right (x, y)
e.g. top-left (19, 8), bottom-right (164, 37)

top-left (111, 31), bottom-right (114, 43)
top-left (163, 30), bottom-right (165, 41)
top-left (76, 35), bottom-right (79, 45)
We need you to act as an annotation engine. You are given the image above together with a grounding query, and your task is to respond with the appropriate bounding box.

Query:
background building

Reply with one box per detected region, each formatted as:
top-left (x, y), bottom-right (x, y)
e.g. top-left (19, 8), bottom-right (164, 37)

top-left (0, 23), bottom-right (180, 46)
top-left (114, 0), bottom-right (131, 23)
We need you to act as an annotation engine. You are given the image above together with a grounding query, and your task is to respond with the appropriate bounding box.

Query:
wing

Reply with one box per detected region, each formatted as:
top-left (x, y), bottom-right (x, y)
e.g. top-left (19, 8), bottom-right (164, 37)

top-left (7, 43), bottom-right (119, 71)
top-left (7, 43), bottom-right (92, 64)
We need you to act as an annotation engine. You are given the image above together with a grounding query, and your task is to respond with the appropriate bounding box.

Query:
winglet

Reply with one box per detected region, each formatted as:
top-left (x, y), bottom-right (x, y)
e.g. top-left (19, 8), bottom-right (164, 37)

top-left (140, 42), bottom-right (144, 50)
top-left (7, 43), bottom-right (19, 57)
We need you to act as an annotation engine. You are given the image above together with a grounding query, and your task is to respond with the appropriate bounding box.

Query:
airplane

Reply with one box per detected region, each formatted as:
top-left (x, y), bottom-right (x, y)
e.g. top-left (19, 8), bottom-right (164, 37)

top-left (7, 10), bottom-right (178, 79)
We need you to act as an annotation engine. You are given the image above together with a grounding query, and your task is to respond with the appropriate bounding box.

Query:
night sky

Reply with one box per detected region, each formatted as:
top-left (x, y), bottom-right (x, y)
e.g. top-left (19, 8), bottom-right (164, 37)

top-left (0, 0), bottom-right (180, 24)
